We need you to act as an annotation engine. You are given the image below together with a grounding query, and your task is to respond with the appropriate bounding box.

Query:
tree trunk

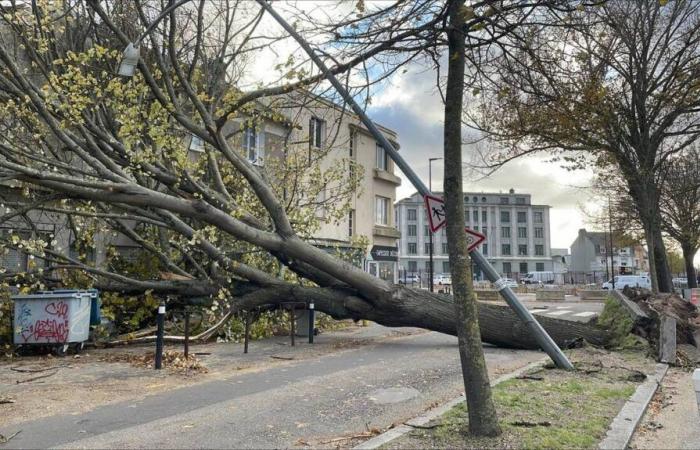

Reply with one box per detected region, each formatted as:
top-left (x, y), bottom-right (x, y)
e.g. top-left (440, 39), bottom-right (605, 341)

top-left (682, 244), bottom-right (698, 289)
top-left (442, 0), bottom-right (500, 436)
top-left (651, 222), bottom-right (673, 292)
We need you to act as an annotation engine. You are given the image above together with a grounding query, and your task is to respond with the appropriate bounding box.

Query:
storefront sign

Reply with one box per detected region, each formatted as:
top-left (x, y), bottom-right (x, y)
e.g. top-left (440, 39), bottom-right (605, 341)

top-left (370, 245), bottom-right (398, 261)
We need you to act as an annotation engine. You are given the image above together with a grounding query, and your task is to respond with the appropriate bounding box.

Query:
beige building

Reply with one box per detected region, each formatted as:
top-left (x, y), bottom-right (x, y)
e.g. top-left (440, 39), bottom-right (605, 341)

top-left (191, 92), bottom-right (402, 282)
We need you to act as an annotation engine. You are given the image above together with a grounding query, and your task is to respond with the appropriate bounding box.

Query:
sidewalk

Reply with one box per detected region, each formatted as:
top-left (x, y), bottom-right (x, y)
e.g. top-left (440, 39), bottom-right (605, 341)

top-left (0, 323), bottom-right (423, 428)
top-left (630, 367), bottom-right (700, 449)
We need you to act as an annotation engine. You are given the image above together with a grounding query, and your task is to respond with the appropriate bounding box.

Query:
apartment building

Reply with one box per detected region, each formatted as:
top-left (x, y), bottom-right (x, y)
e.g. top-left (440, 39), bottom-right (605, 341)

top-left (395, 189), bottom-right (553, 279)
top-left (242, 92), bottom-right (402, 282)
top-left (569, 229), bottom-right (648, 275)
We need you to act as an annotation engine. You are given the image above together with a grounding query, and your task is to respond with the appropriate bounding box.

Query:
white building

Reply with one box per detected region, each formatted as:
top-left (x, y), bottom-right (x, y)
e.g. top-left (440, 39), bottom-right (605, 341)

top-left (395, 189), bottom-right (553, 280)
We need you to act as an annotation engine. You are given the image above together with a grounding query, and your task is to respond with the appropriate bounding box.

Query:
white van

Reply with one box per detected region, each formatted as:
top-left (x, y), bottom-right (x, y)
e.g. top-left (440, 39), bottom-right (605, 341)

top-left (602, 275), bottom-right (651, 290)
top-left (520, 271), bottom-right (555, 284)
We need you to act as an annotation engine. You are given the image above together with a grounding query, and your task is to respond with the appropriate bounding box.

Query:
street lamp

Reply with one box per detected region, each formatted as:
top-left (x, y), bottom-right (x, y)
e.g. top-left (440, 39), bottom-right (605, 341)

top-left (428, 157), bottom-right (443, 293)
top-left (117, 0), bottom-right (196, 77)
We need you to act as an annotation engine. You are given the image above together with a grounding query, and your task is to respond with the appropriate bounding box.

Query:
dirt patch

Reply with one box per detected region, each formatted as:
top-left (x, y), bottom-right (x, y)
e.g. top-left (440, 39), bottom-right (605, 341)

top-left (382, 347), bottom-right (656, 449)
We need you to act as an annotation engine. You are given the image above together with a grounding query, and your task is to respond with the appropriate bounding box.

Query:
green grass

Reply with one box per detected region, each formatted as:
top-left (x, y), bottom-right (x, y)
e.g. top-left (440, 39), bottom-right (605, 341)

top-left (386, 348), bottom-right (655, 450)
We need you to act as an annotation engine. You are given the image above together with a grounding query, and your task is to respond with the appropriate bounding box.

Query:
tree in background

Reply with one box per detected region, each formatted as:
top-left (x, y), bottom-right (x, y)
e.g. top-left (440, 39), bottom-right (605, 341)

top-left (660, 147), bottom-right (700, 287)
top-left (473, 0), bottom-right (700, 293)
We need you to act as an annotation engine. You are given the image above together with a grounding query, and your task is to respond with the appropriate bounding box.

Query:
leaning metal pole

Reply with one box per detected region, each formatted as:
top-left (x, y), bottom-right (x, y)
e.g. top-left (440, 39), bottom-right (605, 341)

top-left (257, 0), bottom-right (573, 370)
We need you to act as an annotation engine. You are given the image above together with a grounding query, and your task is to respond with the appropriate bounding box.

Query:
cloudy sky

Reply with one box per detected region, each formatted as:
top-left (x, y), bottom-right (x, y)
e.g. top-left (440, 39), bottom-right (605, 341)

top-left (366, 65), bottom-right (600, 250)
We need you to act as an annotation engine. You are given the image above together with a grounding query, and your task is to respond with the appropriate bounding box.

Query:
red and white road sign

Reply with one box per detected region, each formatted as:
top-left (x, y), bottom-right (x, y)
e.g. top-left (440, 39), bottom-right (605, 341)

top-left (465, 227), bottom-right (486, 252)
top-left (424, 194), bottom-right (446, 232)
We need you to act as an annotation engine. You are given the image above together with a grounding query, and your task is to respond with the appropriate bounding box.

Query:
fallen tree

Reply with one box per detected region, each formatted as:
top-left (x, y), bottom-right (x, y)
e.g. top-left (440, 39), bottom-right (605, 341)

top-left (0, 1), bottom-right (610, 351)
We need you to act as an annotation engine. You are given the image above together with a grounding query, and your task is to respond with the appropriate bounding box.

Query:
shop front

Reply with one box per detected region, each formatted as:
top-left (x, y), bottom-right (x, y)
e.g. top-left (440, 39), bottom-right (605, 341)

top-left (367, 245), bottom-right (398, 283)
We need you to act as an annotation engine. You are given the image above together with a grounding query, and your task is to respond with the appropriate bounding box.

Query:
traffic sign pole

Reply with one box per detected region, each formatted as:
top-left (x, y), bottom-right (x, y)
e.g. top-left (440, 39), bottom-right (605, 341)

top-left (259, 0), bottom-right (573, 370)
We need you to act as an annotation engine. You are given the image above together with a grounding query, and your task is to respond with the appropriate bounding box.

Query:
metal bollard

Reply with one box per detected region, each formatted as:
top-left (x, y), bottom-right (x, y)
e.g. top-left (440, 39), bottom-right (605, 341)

top-left (290, 305), bottom-right (295, 347)
top-left (155, 302), bottom-right (165, 370)
top-left (244, 311), bottom-right (251, 354)
top-left (308, 303), bottom-right (315, 344)
top-left (184, 307), bottom-right (190, 359)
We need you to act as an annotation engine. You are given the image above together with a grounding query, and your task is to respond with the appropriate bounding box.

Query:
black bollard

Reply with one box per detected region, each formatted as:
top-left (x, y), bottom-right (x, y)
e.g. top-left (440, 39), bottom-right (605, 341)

top-left (155, 302), bottom-right (165, 369)
top-left (184, 307), bottom-right (190, 359)
top-left (244, 311), bottom-right (251, 354)
top-left (308, 303), bottom-right (315, 344)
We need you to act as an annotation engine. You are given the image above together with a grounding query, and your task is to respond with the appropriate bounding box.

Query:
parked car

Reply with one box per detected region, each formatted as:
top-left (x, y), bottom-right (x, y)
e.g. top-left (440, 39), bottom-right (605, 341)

top-left (602, 275), bottom-right (651, 290)
top-left (400, 274), bottom-right (420, 284)
top-left (499, 278), bottom-right (518, 289)
top-left (672, 277), bottom-right (688, 288)
top-left (433, 273), bottom-right (452, 285)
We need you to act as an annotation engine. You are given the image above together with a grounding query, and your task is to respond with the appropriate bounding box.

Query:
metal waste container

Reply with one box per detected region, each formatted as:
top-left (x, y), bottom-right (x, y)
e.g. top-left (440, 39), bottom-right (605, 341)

top-left (12, 291), bottom-right (91, 354)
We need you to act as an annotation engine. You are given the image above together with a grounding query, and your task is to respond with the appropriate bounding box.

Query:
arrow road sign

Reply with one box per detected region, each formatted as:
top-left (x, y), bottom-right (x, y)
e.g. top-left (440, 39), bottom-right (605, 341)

top-left (465, 228), bottom-right (487, 252)
top-left (424, 194), bottom-right (446, 232)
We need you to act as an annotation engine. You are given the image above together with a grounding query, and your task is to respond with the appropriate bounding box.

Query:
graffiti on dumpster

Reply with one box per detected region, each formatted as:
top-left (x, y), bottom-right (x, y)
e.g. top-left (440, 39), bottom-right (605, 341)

top-left (18, 301), bottom-right (70, 343)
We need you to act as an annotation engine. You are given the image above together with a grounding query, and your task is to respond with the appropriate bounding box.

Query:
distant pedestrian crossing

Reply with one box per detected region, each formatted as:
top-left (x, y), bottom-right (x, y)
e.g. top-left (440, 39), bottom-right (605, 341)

top-left (531, 307), bottom-right (599, 322)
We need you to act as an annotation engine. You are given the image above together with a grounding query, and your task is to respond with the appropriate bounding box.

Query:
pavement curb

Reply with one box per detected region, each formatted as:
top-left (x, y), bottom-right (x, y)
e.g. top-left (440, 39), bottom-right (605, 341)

top-left (598, 363), bottom-right (669, 450)
top-left (353, 358), bottom-right (548, 450)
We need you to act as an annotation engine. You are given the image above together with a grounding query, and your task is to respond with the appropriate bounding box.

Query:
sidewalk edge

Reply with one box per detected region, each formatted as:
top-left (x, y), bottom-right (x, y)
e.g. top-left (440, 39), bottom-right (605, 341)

top-left (353, 357), bottom-right (548, 450)
top-left (598, 363), bottom-right (669, 450)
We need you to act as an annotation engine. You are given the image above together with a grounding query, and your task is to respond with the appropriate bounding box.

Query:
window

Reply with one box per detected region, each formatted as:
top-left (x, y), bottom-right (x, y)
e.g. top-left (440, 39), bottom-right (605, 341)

top-left (408, 261), bottom-right (417, 272)
top-left (349, 131), bottom-right (355, 157)
top-left (502, 262), bottom-right (512, 274)
top-left (375, 144), bottom-right (388, 170)
top-left (520, 262), bottom-right (528, 273)
top-left (500, 211), bottom-right (510, 223)
top-left (517, 211), bottom-right (527, 223)
top-left (408, 225), bottom-right (417, 237)
top-left (189, 134), bottom-right (205, 152)
top-left (536, 262), bottom-right (545, 271)
top-left (502, 244), bottom-right (511, 255)
top-left (473, 196), bottom-right (478, 202)
top-left (501, 227), bottom-right (511, 238)
top-left (533, 211), bottom-right (543, 223)
top-left (348, 210), bottom-right (354, 236)
top-left (408, 209), bottom-right (417, 221)
top-left (516, 197), bottom-right (526, 205)
top-left (473, 226), bottom-right (479, 232)
top-left (518, 244), bottom-right (528, 256)
top-left (243, 127), bottom-right (262, 163)
top-left (535, 227), bottom-right (544, 238)
top-left (424, 225), bottom-right (429, 236)
top-left (482, 244), bottom-right (488, 255)
top-left (482, 197), bottom-right (487, 202)
top-left (408, 243), bottom-right (417, 255)
top-left (375, 196), bottom-right (389, 225)
top-left (535, 245), bottom-right (544, 256)
top-left (500, 197), bottom-right (509, 204)
top-left (425, 261), bottom-right (432, 271)
top-left (595, 244), bottom-right (601, 254)
top-left (481, 210), bottom-right (487, 223)
top-left (424, 242), bottom-right (432, 254)
top-left (442, 261), bottom-right (450, 273)
top-left (481, 228), bottom-right (487, 237)
top-left (518, 227), bottom-right (527, 238)
top-left (464, 196), bottom-right (469, 202)
top-left (442, 242), bottom-right (449, 254)
top-left (309, 117), bottom-right (324, 149)
top-left (464, 209), bottom-right (470, 222)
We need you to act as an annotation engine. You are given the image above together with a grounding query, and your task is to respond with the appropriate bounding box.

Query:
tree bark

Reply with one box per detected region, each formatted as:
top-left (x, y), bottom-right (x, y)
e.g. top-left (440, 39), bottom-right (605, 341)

top-left (651, 222), bottom-right (673, 293)
top-left (442, 0), bottom-right (500, 437)
top-left (682, 244), bottom-right (698, 289)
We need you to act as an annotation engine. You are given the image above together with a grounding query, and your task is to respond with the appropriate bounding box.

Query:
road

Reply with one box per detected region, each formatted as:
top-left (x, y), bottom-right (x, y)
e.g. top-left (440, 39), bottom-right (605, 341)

top-left (1, 330), bottom-right (543, 449)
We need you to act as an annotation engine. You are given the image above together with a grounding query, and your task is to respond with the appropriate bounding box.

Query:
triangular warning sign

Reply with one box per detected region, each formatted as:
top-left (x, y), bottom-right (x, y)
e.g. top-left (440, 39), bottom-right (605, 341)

top-left (465, 227), bottom-right (487, 252)
top-left (424, 194), bottom-right (446, 233)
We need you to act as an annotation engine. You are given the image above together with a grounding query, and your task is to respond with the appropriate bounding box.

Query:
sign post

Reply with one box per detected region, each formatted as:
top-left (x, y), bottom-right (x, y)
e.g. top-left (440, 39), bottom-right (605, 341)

top-left (259, 0), bottom-right (573, 370)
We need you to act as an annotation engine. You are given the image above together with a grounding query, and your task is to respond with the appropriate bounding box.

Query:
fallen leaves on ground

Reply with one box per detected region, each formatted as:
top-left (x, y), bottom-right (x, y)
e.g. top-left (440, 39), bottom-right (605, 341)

top-left (98, 350), bottom-right (208, 374)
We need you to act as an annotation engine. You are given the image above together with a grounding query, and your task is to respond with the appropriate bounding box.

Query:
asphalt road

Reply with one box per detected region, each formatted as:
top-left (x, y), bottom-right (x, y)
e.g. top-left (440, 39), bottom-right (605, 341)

top-left (1, 331), bottom-right (542, 449)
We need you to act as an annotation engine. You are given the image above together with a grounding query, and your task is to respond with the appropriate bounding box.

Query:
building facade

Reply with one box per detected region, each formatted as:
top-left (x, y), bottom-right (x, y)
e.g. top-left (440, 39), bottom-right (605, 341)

top-left (569, 228), bottom-right (648, 277)
top-left (395, 189), bottom-right (553, 279)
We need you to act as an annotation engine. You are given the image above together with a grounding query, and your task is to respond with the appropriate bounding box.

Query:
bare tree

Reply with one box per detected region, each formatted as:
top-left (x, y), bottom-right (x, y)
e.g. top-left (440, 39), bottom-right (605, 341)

top-left (471, 0), bottom-right (700, 293)
top-left (660, 147), bottom-right (700, 287)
